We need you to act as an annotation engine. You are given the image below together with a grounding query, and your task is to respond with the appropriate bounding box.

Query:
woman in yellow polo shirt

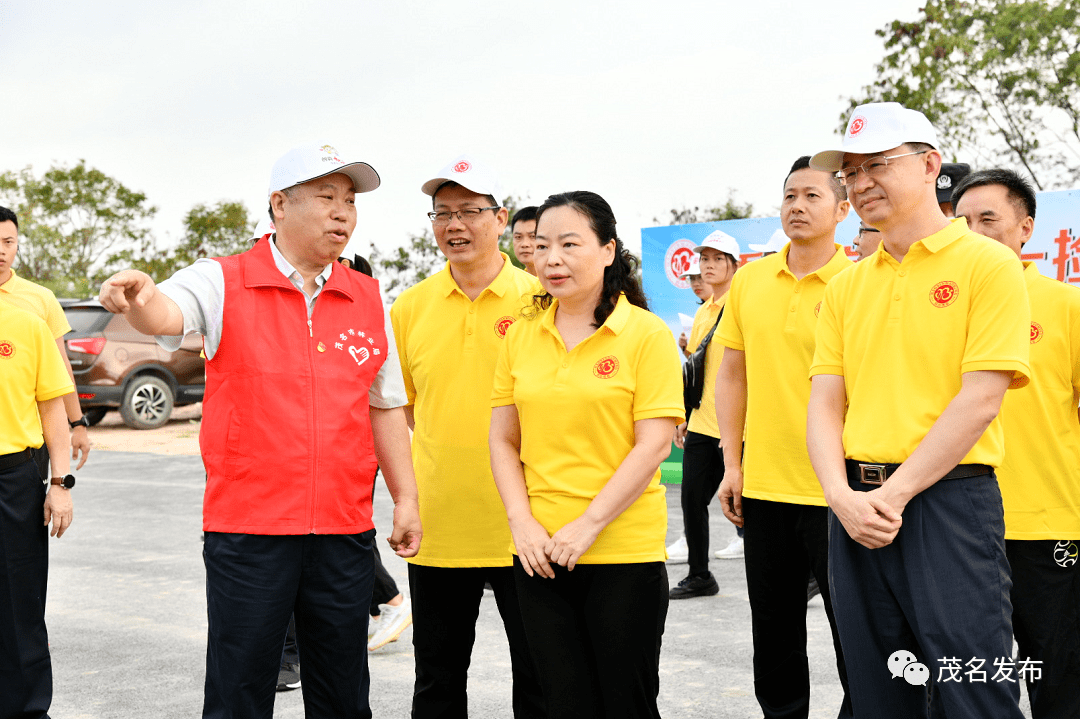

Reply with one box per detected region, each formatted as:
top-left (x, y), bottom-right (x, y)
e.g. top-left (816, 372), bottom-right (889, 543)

top-left (490, 191), bottom-right (684, 719)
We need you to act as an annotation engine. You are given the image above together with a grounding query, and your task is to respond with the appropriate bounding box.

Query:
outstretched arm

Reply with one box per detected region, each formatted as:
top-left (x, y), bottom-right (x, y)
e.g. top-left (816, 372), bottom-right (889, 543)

top-left (99, 270), bottom-right (184, 336)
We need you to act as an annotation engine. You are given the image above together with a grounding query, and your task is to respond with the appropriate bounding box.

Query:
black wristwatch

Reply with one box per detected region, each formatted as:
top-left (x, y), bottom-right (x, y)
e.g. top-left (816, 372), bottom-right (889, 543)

top-left (50, 475), bottom-right (76, 489)
top-left (69, 416), bottom-right (90, 429)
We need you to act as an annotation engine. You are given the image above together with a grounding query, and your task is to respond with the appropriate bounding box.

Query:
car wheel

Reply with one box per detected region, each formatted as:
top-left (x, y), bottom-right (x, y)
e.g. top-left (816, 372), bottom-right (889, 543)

top-left (83, 407), bottom-right (109, 426)
top-left (120, 375), bottom-right (174, 430)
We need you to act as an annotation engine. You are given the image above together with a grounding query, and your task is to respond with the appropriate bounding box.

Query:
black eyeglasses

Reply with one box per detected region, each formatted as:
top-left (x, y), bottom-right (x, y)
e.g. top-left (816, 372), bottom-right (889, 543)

top-left (426, 206), bottom-right (500, 226)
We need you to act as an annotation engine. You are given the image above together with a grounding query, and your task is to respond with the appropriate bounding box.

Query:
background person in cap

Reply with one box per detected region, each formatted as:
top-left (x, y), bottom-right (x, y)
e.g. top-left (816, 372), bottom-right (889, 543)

top-left (748, 227), bottom-right (789, 257)
top-left (807, 102), bottom-right (1029, 719)
top-left (511, 205), bottom-right (539, 276)
top-left (667, 230), bottom-right (742, 597)
top-left (0, 301), bottom-right (75, 719)
top-left (936, 162), bottom-right (970, 217)
top-left (0, 206), bottom-right (92, 478)
top-left (714, 155), bottom-right (854, 719)
top-left (98, 142), bottom-right (422, 719)
top-left (674, 256), bottom-right (710, 359)
top-left (953, 169), bottom-right (1080, 719)
top-left (489, 190), bottom-right (682, 719)
top-left (390, 154), bottom-right (544, 718)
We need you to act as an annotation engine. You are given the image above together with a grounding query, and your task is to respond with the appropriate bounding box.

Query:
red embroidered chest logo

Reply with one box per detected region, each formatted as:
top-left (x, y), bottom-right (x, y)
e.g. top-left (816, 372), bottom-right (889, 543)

top-left (494, 316), bottom-right (515, 339)
top-left (0, 341), bottom-right (14, 359)
top-left (1030, 321), bottom-right (1043, 344)
top-left (929, 281), bottom-right (959, 308)
top-left (593, 356), bottom-right (619, 379)
top-left (814, 301), bottom-right (822, 318)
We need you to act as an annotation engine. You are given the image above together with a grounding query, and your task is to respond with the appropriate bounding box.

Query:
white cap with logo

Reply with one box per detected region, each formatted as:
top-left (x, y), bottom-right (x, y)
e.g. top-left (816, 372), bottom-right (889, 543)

top-left (251, 217), bottom-right (276, 241)
top-left (267, 143), bottom-right (380, 198)
top-left (749, 228), bottom-right (789, 254)
top-left (678, 255), bottom-right (702, 279)
top-left (809, 102), bottom-right (939, 173)
top-left (421, 154), bottom-right (503, 200)
top-left (694, 229), bottom-right (741, 259)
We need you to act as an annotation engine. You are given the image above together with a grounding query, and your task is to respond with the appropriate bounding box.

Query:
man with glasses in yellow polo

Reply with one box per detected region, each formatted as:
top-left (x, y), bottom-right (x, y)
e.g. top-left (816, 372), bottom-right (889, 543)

top-left (806, 103), bottom-right (1030, 718)
top-left (390, 155), bottom-right (544, 718)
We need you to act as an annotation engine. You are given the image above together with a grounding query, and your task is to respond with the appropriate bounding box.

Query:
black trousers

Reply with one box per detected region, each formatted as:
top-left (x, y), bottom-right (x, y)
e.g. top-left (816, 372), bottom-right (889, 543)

top-left (742, 497), bottom-right (853, 719)
top-left (830, 474), bottom-right (1022, 719)
top-left (408, 563), bottom-right (544, 719)
top-left (680, 430), bottom-right (725, 575)
top-left (1006, 538), bottom-right (1080, 719)
top-left (202, 531), bottom-right (376, 719)
top-left (370, 543), bottom-right (400, 614)
top-left (513, 558), bottom-right (668, 719)
top-left (0, 458), bottom-right (51, 719)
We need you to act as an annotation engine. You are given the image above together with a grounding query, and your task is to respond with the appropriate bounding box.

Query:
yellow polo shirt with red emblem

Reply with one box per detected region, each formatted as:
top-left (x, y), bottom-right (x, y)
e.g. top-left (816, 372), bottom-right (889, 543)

top-left (999, 262), bottom-right (1080, 540)
top-left (810, 218), bottom-right (1030, 467)
top-left (686, 293), bottom-right (727, 439)
top-left (0, 270), bottom-right (71, 339)
top-left (716, 244), bottom-right (852, 505)
top-left (0, 303), bottom-right (74, 454)
top-left (491, 295), bottom-right (684, 563)
top-left (391, 253), bottom-right (540, 567)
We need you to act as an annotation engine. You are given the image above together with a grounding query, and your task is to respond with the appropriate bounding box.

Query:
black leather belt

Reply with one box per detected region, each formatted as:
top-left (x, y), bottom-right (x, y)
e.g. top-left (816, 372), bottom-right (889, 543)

top-left (845, 459), bottom-right (992, 486)
top-left (0, 448), bottom-right (34, 472)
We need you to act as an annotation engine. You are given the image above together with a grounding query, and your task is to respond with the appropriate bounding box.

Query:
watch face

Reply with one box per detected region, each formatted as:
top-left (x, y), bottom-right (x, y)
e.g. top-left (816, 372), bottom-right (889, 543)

top-left (62, 474), bottom-right (76, 489)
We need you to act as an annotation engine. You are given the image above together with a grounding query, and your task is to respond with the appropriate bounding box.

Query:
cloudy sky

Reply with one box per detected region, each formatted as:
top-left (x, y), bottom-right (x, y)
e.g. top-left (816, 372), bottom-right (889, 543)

top-left (1, 0), bottom-right (924, 260)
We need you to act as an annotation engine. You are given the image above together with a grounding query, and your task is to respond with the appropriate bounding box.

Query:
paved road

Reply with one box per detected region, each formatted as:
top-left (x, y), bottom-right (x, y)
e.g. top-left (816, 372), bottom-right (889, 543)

top-left (44, 451), bottom-right (1028, 718)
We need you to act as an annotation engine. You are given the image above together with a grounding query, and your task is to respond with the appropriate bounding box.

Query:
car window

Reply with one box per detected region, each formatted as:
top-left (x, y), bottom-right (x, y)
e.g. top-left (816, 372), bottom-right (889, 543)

top-left (64, 307), bottom-right (112, 335)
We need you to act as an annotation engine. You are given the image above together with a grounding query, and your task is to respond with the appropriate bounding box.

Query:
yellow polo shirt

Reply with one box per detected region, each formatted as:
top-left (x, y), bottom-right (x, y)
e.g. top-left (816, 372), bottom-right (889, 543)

top-left (0, 270), bottom-right (71, 339)
top-left (716, 244), bottom-right (852, 505)
top-left (391, 254), bottom-right (540, 567)
top-left (491, 295), bottom-right (684, 563)
top-left (0, 303), bottom-right (74, 454)
top-left (810, 218), bottom-right (1030, 467)
top-left (999, 263), bottom-right (1080, 540)
top-left (686, 294), bottom-right (726, 439)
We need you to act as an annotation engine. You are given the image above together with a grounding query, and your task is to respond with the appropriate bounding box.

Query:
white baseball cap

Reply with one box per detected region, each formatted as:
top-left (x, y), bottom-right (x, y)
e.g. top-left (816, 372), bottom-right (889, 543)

top-left (251, 217), bottom-right (275, 241)
top-left (694, 229), bottom-right (741, 259)
top-left (809, 102), bottom-right (939, 173)
top-left (421, 154), bottom-right (503, 200)
top-left (749, 228), bottom-right (789, 253)
top-left (267, 143), bottom-right (380, 198)
top-left (679, 255), bottom-right (702, 279)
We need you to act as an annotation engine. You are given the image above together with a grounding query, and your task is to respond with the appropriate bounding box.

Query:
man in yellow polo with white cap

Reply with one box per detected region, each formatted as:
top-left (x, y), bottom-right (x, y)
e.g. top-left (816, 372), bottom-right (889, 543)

top-left (807, 103), bottom-right (1029, 719)
top-left (391, 155), bottom-right (544, 718)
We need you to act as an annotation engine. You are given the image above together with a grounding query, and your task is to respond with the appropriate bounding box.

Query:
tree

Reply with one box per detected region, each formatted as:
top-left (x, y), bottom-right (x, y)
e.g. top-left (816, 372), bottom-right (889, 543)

top-left (653, 191), bottom-right (755, 225)
top-left (843, 0), bottom-right (1080, 190)
top-left (112, 201), bottom-right (253, 283)
top-left (0, 161), bottom-right (157, 288)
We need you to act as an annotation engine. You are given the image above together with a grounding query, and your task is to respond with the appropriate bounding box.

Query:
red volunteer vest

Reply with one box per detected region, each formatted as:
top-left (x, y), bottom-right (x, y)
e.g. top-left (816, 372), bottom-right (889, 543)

top-left (200, 237), bottom-right (386, 534)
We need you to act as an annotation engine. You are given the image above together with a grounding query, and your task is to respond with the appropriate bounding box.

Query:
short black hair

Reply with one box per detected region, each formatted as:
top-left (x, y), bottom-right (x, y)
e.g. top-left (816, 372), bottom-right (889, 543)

top-left (511, 206), bottom-right (539, 232)
top-left (785, 156), bottom-right (845, 203)
top-left (431, 181), bottom-right (497, 209)
top-left (0, 206), bottom-right (18, 229)
top-left (952, 168), bottom-right (1037, 220)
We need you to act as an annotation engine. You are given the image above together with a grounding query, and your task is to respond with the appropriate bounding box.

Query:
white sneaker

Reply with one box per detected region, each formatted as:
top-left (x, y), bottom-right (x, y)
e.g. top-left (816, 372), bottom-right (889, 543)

top-left (714, 536), bottom-right (744, 559)
top-left (368, 601), bottom-right (412, 651)
top-left (666, 536), bottom-right (689, 564)
top-left (367, 613), bottom-right (380, 640)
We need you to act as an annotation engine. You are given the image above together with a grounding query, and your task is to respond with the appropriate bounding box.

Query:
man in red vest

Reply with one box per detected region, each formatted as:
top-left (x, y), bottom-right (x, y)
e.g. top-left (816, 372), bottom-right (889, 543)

top-left (99, 143), bottom-right (422, 719)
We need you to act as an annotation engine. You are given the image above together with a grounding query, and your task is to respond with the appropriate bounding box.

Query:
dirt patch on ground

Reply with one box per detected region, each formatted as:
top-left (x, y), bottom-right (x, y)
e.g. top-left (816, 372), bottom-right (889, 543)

top-left (88, 403), bottom-right (203, 456)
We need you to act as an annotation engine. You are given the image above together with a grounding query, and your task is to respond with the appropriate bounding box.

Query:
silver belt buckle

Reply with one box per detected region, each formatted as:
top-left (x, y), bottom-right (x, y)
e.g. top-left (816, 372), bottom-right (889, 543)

top-left (859, 464), bottom-right (888, 485)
